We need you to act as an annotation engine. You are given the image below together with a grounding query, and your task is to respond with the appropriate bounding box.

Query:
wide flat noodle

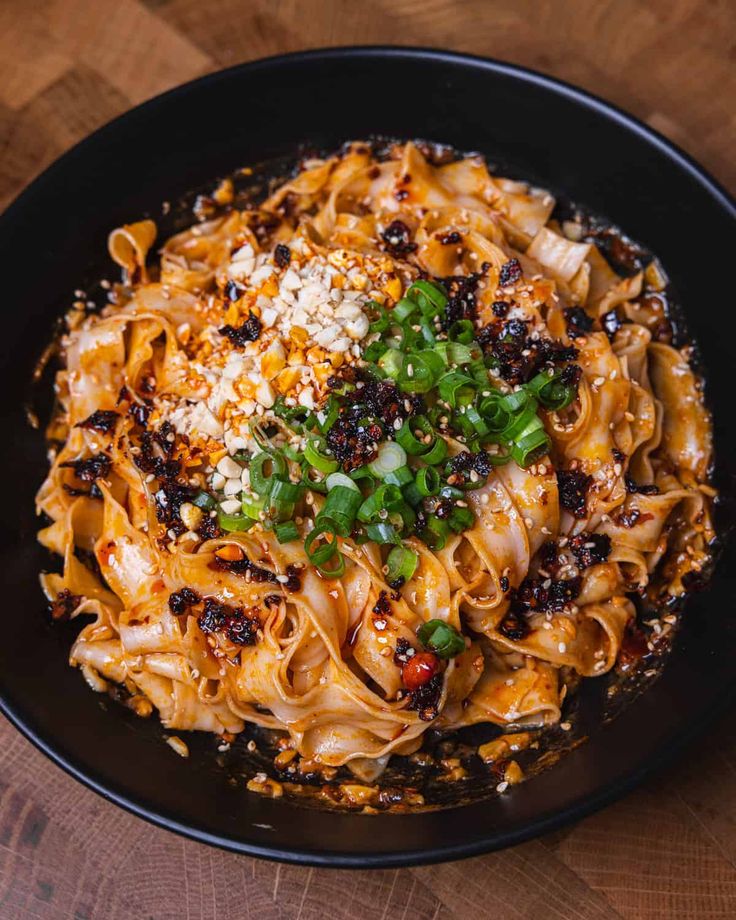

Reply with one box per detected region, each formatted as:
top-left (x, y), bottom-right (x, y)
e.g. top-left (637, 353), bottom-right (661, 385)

top-left (36, 140), bottom-right (715, 777)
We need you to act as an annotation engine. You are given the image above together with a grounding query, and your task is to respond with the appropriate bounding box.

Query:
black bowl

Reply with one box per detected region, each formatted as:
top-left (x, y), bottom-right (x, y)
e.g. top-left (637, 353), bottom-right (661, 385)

top-left (1, 47), bottom-right (735, 868)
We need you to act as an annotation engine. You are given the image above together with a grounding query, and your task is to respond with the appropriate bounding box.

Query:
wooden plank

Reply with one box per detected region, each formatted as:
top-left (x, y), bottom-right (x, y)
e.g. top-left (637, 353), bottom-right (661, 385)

top-left (0, 2), bottom-right (734, 917)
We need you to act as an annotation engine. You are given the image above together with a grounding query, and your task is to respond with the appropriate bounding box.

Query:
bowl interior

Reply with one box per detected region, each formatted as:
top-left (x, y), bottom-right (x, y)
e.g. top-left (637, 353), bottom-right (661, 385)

top-left (1, 48), bottom-right (735, 867)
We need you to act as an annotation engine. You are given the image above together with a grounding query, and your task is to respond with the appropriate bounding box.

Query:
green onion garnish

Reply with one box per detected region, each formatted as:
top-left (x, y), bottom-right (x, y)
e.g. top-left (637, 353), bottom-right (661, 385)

top-left (363, 522), bottom-right (401, 544)
top-left (368, 304), bottom-right (390, 334)
top-left (305, 520), bottom-right (339, 566)
top-left (368, 442), bottom-right (407, 477)
top-left (216, 510), bottom-right (255, 532)
top-left (419, 516), bottom-right (451, 550)
top-left (378, 348), bottom-right (403, 379)
top-left (396, 417), bottom-right (430, 455)
top-left (274, 521), bottom-right (299, 543)
top-left (318, 485), bottom-right (362, 536)
top-left (386, 545), bottom-right (419, 583)
top-left (406, 279), bottom-right (448, 317)
top-left (447, 506), bottom-right (475, 533)
top-left (384, 465), bottom-right (415, 488)
top-left (415, 466), bottom-right (441, 496)
top-left (396, 354), bottom-right (436, 394)
top-left (317, 396), bottom-right (340, 434)
top-left (526, 368), bottom-right (577, 411)
top-left (249, 452), bottom-right (287, 496)
top-left (357, 484), bottom-right (404, 523)
top-left (448, 319), bottom-right (475, 344)
top-left (317, 550), bottom-right (346, 578)
top-left (417, 619), bottom-right (466, 658)
top-left (438, 371), bottom-right (475, 408)
top-left (325, 471), bottom-right (360, 492)
top-left (241, 493), bottom-right (266, 520)
top-left (393, 297), bottom-right (418, 322)
top-left (303, 438), bottom-right (339, 474)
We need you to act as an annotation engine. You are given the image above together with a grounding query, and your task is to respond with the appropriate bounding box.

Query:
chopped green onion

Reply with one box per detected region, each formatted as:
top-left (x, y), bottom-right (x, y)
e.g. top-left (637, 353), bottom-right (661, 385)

top-left (368, 304), bottom-right (390, 334)
top-left (349, 465), bottom-right (376, 481)
top-left (325, 471), bottom-right (360, 492)
top-left (422, 434), bottom-right (448, 465)
top-left (241, 493), bottom-right (266, 519)
top-left (446, 341), bottom-right (474, 365)
top-left (468, 357), bottom-right (490, 386)
top-left (217, 511), bottom-right (255, 532)
top-left (416, 348), bottom-right (447, 379)
top-left (510, 427), bottom-right (550, 467)
top-left (451, 409), bottom-right (477, 443)
top-left (357, 484), bottom-right (404, 523)
top-left (249, 452), bottom-right (287, 496)
top-left (479, 393), bottom-right (510, 433)
top-left (438, 371), bottom-right (475, 408)
top-left (282, 444), bottom-right (303, 463)
top-left (363, 340), bottom-right (387, 363)
top-left (304, 520), bottom-right (338, 566)
top-left (378, 348), bottom-right (403, 379)
top-left (269, 478), bottom-right (302, 503)
top-left (417, 619), bottom-right (466, 658)
top-left (318, 485), bottom-right (362, 536)
top-left (384, 465), bottom-right (414, 488)
top-left (304, 438), bottom-right (338, 474)
top-left (465, 404), bottom-right (489, 436)
top-left (317, 397), bottom-right (340, 434)
top-left (396, 354), bottom-right (435, 394)
top-left (407, 279), bottom-right (448, 317)
top-left (266, 478), bottom-right (302, 523)
top-left (419, 516), bottom-right (450, 550)
top-left (317, 551), bottom-right (346, 578)
top-left (500, 388), bottom-right (531, 414)
top-left (368, 441), bottom-right (407, 477)
top-left (386, 545), bottom-right (418, 583)
top-left (447, 506), bottom-right (475, 532)
top-left (415, 466), bottom-right (440, 496)
top-left (363, 522), bottom-right (401, 544)
top-left (448, 319), bottom-right (475, 344)
top-left (393, 297), bottom-right (417, 322)
top-left (390, 501), bottom-right (416, 530)
top-left (402, 482), bottom-right (424, 507)
top-left (526, 368), bottom-right (577, 411)
top-left (418, 318), bottom-right (437, 345)
top-left (274, 521), bottom-right (299, 543)
top-left (273, 397), bottom-right (313, 432)
top-left (301, 465), bottom-right (329, 493)
top-left (396, 416), bottom-right (432, 455)
top-left (500, 400), bottom-right (541, 443)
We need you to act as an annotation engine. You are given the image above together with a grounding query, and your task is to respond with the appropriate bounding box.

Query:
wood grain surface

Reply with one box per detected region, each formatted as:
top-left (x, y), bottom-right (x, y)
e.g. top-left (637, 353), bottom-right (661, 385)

top-left (1, 1), bottom-right (735, 917)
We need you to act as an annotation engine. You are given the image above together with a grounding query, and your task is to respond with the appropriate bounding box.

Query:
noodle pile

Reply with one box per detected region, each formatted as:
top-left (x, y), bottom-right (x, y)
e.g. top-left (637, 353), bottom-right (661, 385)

top-left (37, 141), bottom-right (714, 784)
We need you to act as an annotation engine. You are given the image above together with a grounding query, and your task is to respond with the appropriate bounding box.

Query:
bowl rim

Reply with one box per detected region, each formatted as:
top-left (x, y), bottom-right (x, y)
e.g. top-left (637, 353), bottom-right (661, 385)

top-left (1, 45), bottom-right (735, 869)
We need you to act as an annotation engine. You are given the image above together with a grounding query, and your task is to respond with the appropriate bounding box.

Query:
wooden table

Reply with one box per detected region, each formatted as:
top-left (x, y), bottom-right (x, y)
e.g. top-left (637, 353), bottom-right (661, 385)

top-left (1, 2), bottom-right (735, 917)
